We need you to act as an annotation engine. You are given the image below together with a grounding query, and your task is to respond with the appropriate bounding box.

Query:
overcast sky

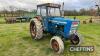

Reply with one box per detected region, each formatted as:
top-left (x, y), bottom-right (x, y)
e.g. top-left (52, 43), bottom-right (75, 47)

top-left (0, 0), bottom-right (99, 11)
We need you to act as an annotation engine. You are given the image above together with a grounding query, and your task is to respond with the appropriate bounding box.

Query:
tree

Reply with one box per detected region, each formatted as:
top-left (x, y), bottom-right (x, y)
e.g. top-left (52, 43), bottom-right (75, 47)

top-left (9, 6), bottom-right (15, 16)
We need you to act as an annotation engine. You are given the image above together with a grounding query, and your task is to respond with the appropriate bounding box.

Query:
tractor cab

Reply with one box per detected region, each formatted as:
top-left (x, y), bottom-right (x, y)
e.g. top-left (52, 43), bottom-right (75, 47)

top-left (36, 3), bottom-right (62, 17)
top-left (35, 3), bottom-right (64, 32)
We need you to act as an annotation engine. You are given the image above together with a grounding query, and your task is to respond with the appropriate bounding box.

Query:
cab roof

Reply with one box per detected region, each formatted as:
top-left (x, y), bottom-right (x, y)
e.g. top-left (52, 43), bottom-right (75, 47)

top-left (37, 3), bottom-right (61, 8)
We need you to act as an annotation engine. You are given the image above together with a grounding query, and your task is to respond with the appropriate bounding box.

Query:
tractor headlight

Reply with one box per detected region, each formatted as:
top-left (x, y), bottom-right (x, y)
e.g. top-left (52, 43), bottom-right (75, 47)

top-left (70, 30), bottom-right (76, 34)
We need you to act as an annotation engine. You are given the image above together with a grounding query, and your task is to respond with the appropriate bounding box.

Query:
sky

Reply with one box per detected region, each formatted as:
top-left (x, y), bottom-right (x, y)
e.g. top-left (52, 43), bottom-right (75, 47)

top-left (0, 0), bottom-right (99, 11)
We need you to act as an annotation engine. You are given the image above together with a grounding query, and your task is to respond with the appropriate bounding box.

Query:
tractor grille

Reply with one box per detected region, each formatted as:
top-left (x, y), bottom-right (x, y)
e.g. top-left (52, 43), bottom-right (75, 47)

top-left (70, 22), bottom-right (79, 34)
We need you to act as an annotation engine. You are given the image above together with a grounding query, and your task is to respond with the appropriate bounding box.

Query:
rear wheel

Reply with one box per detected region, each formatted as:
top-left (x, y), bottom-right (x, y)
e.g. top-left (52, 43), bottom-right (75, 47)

top-left (30, 18), bottom-right (43, 39)
top-left (50, 36), bottom-right (64, 54)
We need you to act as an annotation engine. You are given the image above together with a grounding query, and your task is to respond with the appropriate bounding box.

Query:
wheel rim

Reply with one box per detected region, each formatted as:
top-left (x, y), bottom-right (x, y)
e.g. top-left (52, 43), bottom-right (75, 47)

top-left (71, 35), bottom-right (80, 45)
top-left (51, 40), bottom-right (59, 52)
top-left (30, 21), bottom-right (36, 38)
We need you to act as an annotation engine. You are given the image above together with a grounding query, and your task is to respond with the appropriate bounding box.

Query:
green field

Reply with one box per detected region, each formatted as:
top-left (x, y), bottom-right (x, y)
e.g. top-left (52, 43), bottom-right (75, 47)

top-left (0, 16), bottom-right (100, 56)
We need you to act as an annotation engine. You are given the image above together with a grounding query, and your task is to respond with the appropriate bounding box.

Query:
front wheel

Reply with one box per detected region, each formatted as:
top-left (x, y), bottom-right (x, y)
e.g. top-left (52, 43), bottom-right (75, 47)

top-left (70, 33), bottom-right (83, 45)
top-left (50, 36), bottom-right (64, 54)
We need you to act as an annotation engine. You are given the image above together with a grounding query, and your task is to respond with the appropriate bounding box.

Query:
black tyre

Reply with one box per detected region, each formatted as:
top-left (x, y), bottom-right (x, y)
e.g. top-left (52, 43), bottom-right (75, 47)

top-left (70, 33), bottom-right (83, 45)
top-left (30, 18), bottom-right (43, 39)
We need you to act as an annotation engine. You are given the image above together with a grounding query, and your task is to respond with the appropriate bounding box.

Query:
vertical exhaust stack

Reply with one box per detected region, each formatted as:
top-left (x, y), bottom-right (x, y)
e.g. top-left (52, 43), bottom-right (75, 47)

top-left (62, 2), bottom-right (64, 17)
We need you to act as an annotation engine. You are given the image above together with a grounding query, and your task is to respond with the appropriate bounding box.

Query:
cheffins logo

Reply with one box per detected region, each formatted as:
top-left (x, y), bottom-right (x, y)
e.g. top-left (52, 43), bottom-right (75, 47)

top-left (69, 46), bottom-right (94, 52)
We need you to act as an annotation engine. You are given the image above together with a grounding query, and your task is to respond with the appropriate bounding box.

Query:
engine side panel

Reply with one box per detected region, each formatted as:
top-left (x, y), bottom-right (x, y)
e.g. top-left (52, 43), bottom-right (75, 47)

top-left (42, 17), bottom-right (80, 39)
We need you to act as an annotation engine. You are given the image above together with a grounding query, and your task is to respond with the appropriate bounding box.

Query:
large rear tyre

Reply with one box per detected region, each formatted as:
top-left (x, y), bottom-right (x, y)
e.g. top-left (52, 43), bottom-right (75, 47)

top-left (50, 36), bottom-right (64, 54)
top-left (30, 18), bottom-right (43, 40)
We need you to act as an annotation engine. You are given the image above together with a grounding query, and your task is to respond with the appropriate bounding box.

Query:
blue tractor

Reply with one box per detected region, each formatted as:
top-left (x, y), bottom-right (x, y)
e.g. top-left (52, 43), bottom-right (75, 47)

top-left (30, 3), bottom-right (82, 54)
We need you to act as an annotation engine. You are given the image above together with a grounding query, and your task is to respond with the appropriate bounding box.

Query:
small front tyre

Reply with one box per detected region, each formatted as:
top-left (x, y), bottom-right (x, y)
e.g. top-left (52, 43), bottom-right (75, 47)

top-left (70, 33), bottom-right (83, 45)
top-left (50, 36), bottom-right (64, 54)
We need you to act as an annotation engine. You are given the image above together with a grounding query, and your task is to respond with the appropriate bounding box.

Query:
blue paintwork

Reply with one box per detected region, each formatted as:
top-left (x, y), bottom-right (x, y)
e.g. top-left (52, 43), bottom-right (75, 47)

top-left (42, 16), bottom-right (80, 39)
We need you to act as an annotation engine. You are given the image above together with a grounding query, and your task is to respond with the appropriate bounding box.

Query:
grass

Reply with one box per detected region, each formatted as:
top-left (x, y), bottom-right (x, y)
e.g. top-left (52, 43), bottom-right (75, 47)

top-left (0, 16), bottom-right (100, 56)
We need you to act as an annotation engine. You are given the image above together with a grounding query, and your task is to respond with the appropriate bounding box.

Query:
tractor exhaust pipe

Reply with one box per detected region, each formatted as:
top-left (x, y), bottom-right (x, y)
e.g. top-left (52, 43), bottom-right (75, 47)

top-left (62, 2), bottom-right (64, 17)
